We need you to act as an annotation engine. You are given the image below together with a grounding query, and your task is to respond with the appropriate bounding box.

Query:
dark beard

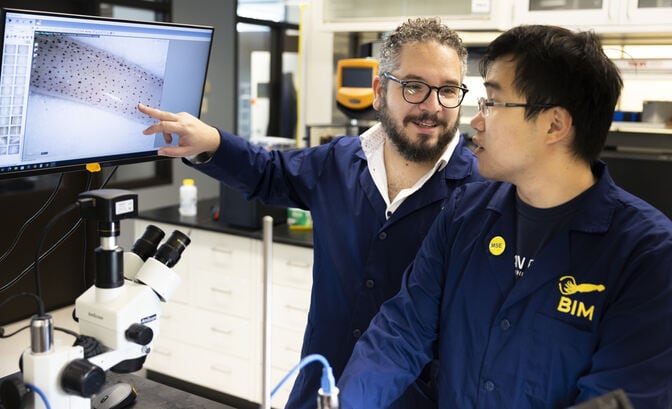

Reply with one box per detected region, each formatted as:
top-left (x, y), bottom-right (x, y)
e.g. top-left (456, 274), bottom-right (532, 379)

top-left (378, 98), bottom-right (460, 163)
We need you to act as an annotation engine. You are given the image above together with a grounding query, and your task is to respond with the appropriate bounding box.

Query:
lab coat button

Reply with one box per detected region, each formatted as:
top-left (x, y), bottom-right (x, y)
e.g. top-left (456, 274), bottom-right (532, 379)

top-left (500, 319), bottom-right (511, 331)
top-left (378, 232), bottom-right (387, 240)
top-left (365, 279), bottom-right (375, 288)
top-left (352, 329), bottom-right (362, 338)
top-left (484, 380), bottom-right (495, 392)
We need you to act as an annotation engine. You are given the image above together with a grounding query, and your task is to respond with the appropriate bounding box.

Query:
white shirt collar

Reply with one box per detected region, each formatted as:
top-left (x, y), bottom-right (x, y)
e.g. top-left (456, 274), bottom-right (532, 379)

top-left (361, 123), bottom-right (460, 219)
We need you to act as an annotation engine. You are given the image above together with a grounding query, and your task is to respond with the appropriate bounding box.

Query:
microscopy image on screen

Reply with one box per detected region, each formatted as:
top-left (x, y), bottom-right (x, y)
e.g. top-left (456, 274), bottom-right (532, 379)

top-left (21, 34), bottom-right (168, 162)
top-left (30, 34), bottom-right (166, 122)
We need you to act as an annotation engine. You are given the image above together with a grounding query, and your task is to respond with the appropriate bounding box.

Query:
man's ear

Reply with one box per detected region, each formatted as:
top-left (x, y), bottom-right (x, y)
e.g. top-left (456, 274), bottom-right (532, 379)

top-left (372, 75), bottom-right (383, 111)
top-left (545, 106), bottom-right (573, 144)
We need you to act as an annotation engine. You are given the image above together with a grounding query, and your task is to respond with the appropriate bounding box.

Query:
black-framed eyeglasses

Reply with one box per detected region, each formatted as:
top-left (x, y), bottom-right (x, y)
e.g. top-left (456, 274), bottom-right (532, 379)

top-left (477, 97), bottom-right (556, 117)
top-left (383, 72), bottom-right (468, 109)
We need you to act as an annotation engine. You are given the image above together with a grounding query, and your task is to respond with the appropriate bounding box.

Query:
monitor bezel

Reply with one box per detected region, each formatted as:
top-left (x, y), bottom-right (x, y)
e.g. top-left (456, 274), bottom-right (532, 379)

top-left (0, 7), bottom-right (214, 180)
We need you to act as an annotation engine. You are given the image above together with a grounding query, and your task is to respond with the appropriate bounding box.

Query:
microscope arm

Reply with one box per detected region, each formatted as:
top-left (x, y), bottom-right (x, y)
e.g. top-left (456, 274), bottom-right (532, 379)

top-left (88, 342), bottom-right (151, 372)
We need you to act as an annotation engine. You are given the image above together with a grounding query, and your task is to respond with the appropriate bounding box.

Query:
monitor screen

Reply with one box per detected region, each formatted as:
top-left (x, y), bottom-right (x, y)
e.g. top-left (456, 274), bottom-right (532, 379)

top-left (341, 67), bottom-right (373, 88)
top-left (0, 8), bottom-right (213, 179)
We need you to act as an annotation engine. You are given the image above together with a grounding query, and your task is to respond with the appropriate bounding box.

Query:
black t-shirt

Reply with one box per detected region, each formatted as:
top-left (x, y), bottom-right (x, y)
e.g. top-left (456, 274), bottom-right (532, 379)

top-left (514, 185), bottom-right (595, 278)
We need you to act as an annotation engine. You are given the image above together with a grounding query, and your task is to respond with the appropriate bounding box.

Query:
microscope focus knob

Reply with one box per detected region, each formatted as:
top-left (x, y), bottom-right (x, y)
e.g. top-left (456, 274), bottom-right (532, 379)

top-left (125, 323), bottom-right (154, 346)
top-left (0, 376), bottom-right (28, 409)
top-left (61, 358), bottom-right (105, 398)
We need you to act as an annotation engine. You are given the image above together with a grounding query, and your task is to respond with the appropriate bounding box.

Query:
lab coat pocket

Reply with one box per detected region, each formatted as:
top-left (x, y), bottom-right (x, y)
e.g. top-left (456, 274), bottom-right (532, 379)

top-left (524, 313), bottom-right (597, 407)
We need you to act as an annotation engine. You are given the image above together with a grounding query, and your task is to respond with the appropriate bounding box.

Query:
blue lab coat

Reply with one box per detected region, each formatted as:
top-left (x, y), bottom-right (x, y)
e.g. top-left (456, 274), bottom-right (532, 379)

top-left (191, 131), bottom-right (481, 409)
top-left (338, 163), bottom-right (672, 409)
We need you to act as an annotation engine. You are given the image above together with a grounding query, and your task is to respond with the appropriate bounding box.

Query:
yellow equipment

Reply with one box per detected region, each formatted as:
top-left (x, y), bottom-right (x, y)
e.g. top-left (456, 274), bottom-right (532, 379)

top-left (335, 58), bottom-right (378, 120)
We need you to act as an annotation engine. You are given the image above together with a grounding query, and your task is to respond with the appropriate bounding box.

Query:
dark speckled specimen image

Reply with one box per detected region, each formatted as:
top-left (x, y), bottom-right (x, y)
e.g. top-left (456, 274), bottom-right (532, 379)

top-left (20, 34), bottom-right (168, 162)
top-left (30, 34), bottom-right (164, 123)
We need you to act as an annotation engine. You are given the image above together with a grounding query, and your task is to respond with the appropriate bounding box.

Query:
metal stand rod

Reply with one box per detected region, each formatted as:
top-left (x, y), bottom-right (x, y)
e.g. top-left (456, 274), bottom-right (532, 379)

top-left (261, 216), bottom-right (273, 409)
top-left (346, 118), bottom-right (359, 136)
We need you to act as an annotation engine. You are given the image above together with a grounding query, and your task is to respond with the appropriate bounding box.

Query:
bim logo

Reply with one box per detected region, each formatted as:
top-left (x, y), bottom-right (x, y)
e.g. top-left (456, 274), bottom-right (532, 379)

top-left (556, 276), bottom-right (605, 321)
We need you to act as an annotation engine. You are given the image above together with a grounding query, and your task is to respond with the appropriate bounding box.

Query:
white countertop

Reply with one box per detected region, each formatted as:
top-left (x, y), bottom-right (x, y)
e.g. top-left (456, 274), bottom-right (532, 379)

top-left (610, 121), bottom-right (672, 134)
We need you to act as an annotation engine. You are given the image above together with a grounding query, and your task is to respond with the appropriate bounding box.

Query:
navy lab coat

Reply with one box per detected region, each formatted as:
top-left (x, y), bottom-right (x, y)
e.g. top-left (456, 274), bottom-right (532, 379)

top-left (190, 130), bottom-right (481, 409)
top-left (338, 163), bottom-right (672, 409)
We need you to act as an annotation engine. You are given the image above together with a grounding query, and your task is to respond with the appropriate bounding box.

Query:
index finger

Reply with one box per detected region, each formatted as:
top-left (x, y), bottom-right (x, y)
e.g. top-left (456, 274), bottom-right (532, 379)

top-left (138, 103), bottom-right (179, 122)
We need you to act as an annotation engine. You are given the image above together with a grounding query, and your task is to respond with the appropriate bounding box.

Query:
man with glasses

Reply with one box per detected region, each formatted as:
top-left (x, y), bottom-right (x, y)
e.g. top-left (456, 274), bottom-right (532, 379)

top-left (137, 17), bottom-right (480, 409)
top-left (336, 24), bottom-right (672, 409)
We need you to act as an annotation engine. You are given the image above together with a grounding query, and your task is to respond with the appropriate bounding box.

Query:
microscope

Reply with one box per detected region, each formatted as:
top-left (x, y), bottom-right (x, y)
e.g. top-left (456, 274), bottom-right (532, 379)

top-left (1, 189), bottom-right (190, 409)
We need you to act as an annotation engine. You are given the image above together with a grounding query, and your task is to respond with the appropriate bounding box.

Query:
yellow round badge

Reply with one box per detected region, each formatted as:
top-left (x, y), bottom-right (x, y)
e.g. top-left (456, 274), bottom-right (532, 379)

top-left (489, 236), bottom-right (506, 256)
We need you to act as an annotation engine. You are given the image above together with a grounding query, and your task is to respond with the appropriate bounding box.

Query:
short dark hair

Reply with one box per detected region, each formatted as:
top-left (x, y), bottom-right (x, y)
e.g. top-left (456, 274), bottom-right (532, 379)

top-left (479, 25), bottom-right (623, 164)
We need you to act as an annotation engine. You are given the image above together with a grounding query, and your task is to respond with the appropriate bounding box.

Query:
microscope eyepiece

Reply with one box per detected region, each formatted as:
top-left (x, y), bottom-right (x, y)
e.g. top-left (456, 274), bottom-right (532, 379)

top-left (131, 225), bottom-right (165, 262)
top-left (154, 230), bottom-right (191, 268)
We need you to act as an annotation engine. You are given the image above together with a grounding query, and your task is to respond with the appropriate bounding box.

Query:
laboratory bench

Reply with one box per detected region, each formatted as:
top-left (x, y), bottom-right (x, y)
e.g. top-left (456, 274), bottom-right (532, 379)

top-left (601, 127), bottom-right (672, 220)
top-left (134, 198), bottom-right (314, 409)
top-left (0, 371), bottom-right (236, 409)
top-left (136, 198), bottom-right (313, 249)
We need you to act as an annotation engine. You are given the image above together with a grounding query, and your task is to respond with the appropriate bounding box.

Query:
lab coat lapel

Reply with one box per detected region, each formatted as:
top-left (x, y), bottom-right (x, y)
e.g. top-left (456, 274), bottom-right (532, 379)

top-left (391, 137), bottom-right (476, 223)
top-left (501, 163), bottom-right (614, 309)
top-left (389, 172), bottom-right (449, 222)
top-left (357, 161), bottom-right (449, 227)
top-left (501, 234), bottom-right (570, 311)
top-left (483, 185), bottom-right (518, 297)
top-left (480, 183), bottom-right (570, 305)
top-left (358, 161), bottom-right (388, 224)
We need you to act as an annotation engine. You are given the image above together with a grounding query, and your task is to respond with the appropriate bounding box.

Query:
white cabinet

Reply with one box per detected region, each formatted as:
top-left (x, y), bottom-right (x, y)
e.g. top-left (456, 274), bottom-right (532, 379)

top-left (514, 0), bottom-right (672, 33)
top-left (514, 0), bottom-right (616, 28)
top-left (623, 0), bottom-right (672, 27)
top-left (315, 0), bottom-right (512, 31)
top-left (136, 220), bottom-right (312, 408)
top-left (313, 0), bottom-right (672, 36)
top-left (266, 241), bottom-right (313, 406)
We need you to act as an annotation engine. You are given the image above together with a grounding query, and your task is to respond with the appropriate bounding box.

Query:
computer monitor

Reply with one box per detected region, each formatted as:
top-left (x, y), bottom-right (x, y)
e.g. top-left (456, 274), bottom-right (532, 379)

top-left (0, 8), bottom-right (213, 179)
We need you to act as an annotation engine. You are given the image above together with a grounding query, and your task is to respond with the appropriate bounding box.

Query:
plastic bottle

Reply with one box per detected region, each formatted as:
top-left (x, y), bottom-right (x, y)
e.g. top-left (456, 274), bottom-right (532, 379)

top-left (179, 178), bottom-right (198, 216)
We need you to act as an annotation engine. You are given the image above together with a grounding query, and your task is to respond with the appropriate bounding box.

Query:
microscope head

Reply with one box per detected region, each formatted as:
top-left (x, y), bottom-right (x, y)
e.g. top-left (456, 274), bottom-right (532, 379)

top-left (74, 190), bottom-right (190, 372)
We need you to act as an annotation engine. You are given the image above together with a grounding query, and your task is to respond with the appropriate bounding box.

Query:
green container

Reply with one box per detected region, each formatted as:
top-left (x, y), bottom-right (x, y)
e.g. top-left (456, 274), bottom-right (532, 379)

top-left (287, 208), bottom-right (312, 227)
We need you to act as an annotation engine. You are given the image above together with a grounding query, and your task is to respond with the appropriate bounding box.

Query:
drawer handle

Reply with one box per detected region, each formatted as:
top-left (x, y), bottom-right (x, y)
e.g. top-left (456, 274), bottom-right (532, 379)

top-left (284, 304), bottom-right (308, 312)
top-left (211, 327), bottom-right (233, 335)
top-left (153, 349), bottom-right (172, 357)
top-left (211, 247), bottom-right (233, 254)
top-left (286, 260), bottom-right (310, 268)
top-left (210, 365), bottom-right (232, 374)
top-left (211, 287), bottom-right (233, 295)
top-left (285, 346), bottom-right (301, 353)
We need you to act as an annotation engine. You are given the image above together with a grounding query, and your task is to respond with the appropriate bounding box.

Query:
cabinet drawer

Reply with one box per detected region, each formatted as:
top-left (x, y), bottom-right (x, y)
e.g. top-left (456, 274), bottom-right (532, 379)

top-left (189, 230), bottom-right (259, 278)
top-left (270, 366), bottom-right (297, 408)
top-left (195, 350), bottom-right (258, 402)
top-left (145, 337), bottom-right (194, 380)
top-left (195, 309), bottom-right (259, 360)
top-left (195, 267), bottom-right (259, 319)
top-left (160, 302), bottom-right (259, 361)
top-left (158, 302), bottom-right (198, 341)
top-left (270, 325), bottom-right (304, 371)
top-left (272, 285), bottom-right (310, 331)
top-left (272, 243), bottom-right (312, 290)
top-left (148, 339), bottom-right (258, 403)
